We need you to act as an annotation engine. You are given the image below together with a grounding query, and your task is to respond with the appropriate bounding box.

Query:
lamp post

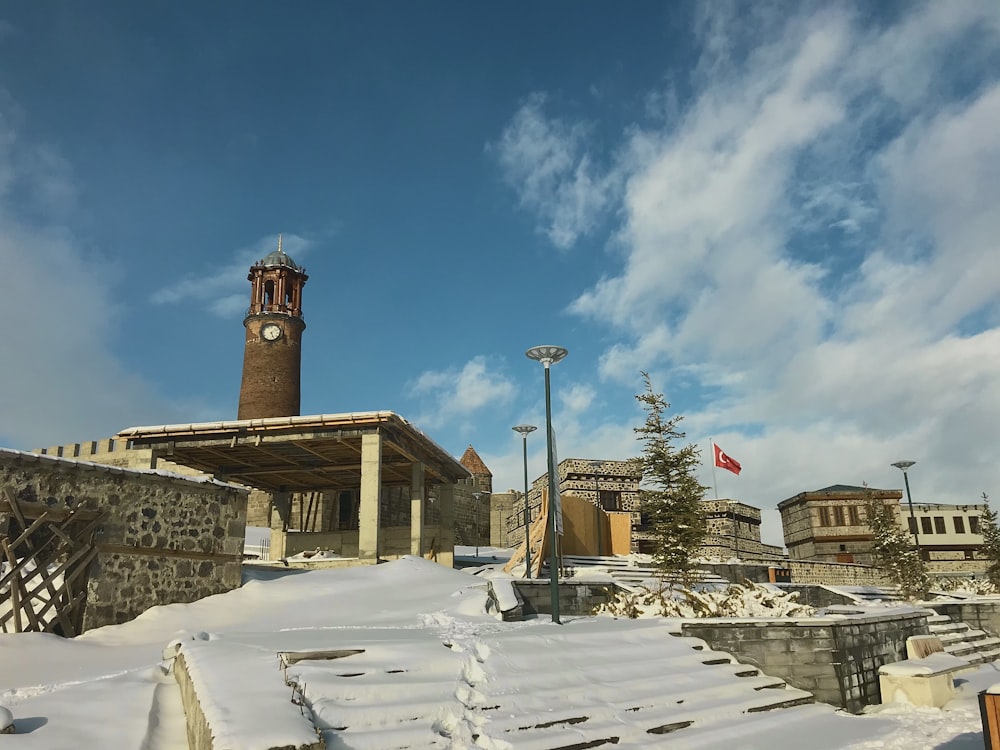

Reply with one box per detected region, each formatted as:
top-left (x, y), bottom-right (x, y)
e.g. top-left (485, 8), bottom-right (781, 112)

top-left (891, 460), bottom-right (921, 556)
top-left (471, 491), bottom-right (485, 559)
top-left (588, 459), bottom-right (603, 558)
top-left (512, 424), bottom-right (537, 578)
top-left (526, 344), bottom-right (568, 624)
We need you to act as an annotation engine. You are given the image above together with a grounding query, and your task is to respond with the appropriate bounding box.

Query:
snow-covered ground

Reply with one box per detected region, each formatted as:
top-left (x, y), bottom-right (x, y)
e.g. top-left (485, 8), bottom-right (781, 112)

top-left (0, 555), bottom-right (996, 749)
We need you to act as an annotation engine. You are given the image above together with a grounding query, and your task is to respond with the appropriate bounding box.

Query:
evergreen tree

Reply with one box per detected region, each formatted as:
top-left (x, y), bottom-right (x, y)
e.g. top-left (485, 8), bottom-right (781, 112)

top-left (633, 372), bottom-right (708, 586)
top-left (862, 484), bottom-right (929, 600)
top-left (978, 493), bottom-right (1000, 589)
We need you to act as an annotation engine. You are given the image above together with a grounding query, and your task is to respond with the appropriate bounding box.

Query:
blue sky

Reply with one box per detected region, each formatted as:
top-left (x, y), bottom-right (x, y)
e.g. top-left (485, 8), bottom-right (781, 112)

top-left (2, 1), bottom-right (998, 545)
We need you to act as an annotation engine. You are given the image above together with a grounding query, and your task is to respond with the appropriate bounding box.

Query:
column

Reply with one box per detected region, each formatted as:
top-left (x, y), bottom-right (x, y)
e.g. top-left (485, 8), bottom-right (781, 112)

top-left (410, 463), bottom-right (426, 556)
top-left (437, 483), bottom-right (455, 567)
top-left (357, 432), bottom-right (383, 562)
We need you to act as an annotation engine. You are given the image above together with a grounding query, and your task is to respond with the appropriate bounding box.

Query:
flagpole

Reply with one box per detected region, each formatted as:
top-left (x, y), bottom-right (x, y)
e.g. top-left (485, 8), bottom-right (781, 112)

top-left (710, 439), bottom-right (718, 499)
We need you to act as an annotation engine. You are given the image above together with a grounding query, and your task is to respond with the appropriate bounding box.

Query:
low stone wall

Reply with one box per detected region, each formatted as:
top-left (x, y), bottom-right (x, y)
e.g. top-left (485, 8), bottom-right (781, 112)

top-left (774, 584), bottom-right (857, 608)
top-left (0, 449), bottom-right (248, 632)
top-left (681, 609), bottom-right (929, 713)
top-left (699, 563), bottom-right (777, 584)
top-left (927, 601), bottom-right (1000, 639)
top-left (786, 559), bottom-right (890, 586)
top-left (512, 580), bottom-right (617, 617)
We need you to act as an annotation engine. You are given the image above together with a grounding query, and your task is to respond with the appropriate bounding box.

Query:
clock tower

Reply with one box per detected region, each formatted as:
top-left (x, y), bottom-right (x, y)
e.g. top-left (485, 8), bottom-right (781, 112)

top-left (237, 236), bottom-right (308, 420)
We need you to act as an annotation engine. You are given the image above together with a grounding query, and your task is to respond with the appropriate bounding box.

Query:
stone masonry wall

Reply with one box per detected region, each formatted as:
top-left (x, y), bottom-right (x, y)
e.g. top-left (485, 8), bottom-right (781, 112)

top-left (512, 580), bottom-right (617, 617)
top-left (786, 559), bottom-right (890, 586)
top-left (681, 610), bottom-right (929, 713)
top-left (1, 449), bottom-right (248, 632)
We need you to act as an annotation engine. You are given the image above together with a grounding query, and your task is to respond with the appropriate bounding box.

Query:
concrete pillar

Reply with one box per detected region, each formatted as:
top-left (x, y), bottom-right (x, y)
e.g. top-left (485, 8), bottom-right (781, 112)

top-left (411, 462), bottom-right (426, 556)
top-left (358, 432), bottom-right (383, 561)
top-left (437, 483), bottom-right (455, 567)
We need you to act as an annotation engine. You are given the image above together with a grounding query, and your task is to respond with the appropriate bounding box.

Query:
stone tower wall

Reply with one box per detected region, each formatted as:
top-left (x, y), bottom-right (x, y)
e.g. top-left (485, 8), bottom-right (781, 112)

top-left (237, 313), bottom-right (305, 419)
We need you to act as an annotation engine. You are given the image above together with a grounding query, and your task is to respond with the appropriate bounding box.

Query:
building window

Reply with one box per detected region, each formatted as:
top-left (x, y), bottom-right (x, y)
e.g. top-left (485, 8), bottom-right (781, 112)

top-left (921, 516), bottom-right (933, 534)
top-left (848, 506), bottom-right (861, 526)
top-left (965, 549), bottom-right (975, 560)
top-left (599, 490), bottom-right (620, 511)
top-left (819, 507), bottom-right (832, 527)
top-left (908, 517), bottom-right (917, 534)
top-left (954, 517), bottom-right (965, 534)
top-left (934, 516), bottom-right (946, 534)
top-left (971, 516), bottom-right (980, 534)
top-left (833, 506), bottom-right (845, 526)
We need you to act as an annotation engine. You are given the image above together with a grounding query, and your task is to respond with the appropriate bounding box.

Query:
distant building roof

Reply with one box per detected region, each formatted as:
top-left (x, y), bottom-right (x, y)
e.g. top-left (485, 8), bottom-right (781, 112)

top-left (777, 484), bottom-right (902, 509)
top-left (460, 445), bottom-right (492, 477)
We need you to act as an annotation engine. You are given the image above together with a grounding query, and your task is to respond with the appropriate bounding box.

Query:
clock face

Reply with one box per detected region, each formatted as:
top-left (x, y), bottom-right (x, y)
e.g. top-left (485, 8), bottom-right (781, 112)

top-left (261, 323), bottom-right (282, 341)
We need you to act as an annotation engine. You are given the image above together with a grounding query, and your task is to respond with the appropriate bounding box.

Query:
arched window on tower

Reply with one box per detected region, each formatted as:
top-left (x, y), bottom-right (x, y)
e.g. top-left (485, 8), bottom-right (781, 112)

top-left (264, 279), bottom-right (275, 309)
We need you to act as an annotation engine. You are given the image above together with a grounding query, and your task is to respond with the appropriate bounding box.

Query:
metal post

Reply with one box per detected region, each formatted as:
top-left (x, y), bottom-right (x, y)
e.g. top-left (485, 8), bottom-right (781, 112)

top-left (472, 491), bottom-right (484, 559)
top-left (526, 345), bottom-right (568, 625)
top-left (543, 364), bottom-right (560, 623)
top-left (513, 424), bottom-right (537, 578)
top-left (892, 460), bottom-right (921, 557)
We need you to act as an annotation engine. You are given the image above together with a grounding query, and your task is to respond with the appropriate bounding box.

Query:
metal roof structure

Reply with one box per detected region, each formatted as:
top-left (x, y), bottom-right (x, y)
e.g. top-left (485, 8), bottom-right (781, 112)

top-left (117, 411), bottom-right (470, 492)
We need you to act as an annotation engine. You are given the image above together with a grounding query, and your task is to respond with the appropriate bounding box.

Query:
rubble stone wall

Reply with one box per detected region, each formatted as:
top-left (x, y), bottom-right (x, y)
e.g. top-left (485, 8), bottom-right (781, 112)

top-left (0, 449), bottom-right (247, 632)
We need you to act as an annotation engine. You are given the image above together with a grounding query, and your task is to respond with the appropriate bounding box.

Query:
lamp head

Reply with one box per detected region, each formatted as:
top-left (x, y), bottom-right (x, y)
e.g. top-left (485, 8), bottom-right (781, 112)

top-left (525, 345), bottom-right (568, 367)
top-left (513, 424), bottom-right (538, 437)
top-left (891, 460), bottom-right (916, 472)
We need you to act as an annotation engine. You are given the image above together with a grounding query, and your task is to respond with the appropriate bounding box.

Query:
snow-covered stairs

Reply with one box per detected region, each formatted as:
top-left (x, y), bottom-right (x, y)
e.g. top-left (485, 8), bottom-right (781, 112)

top-left (924, 611), bottom-right (1000, 664)
top-left (453, 617), bottom-right (828, 749)
top-left (555, 555), bottom-right (732, 589)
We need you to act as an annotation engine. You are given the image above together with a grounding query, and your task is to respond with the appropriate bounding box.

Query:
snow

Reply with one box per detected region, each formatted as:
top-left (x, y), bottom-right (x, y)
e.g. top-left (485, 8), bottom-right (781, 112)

top-left (0, 556), bottom-right (997, 748)
top-left (878, 653), bottom-right (971, 677)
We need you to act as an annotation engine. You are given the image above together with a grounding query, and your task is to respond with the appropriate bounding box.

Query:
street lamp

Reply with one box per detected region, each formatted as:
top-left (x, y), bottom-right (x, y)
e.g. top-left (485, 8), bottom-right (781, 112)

top-left (526, 345), bottom-right (568, 624)
top-left (891, 460), bottom-right (921, 555)
top-left (471, 491), bottom-right (485, 559)
top-left (588, 459), bottom-right (603, 558)
top-left (512, 424), bottom-right (537, 578)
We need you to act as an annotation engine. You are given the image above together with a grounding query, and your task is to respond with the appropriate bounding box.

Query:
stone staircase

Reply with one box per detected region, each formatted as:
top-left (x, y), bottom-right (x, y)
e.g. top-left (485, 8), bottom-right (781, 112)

top-left (924, 610), bottom-right (1000, 664)
top-left (455, 618), bottom-right (835, 749)
top-left (556, 555), bottom-right (732, 589)
top-left (284, 618), bottom-right (857, 750)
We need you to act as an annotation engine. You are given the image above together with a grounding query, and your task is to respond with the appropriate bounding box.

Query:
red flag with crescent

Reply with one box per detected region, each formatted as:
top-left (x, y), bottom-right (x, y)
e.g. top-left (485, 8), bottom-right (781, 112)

top-left (713, 443), bottom-right (742, 475)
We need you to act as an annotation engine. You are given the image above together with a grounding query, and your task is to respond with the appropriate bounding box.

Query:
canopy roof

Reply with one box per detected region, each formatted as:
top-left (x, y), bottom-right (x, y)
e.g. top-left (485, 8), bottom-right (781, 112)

top-left (117, 412), bottom-right (470, 492)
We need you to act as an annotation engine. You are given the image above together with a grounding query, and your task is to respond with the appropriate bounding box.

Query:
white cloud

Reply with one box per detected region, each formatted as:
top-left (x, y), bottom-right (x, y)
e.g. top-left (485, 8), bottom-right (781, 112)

top-left (488, 93), bottom-right (619, 249)
top-left (490, 3), bottom-right (1000, 545)
top-left (408, 356), bottom-right (516, 429)
top-left (0, 113), bottom-right (186, 447)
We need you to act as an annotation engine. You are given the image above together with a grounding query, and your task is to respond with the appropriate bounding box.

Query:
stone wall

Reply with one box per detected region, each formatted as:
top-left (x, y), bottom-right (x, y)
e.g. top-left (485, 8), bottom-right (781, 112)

top-left (512, 580), bottom-right (617, 617)
top-left (681, 609), bottom-right (929, 713)
top-left (1, 449), bottom-right (247, 632)
top-left (786, 559), bottom-right (890, 586)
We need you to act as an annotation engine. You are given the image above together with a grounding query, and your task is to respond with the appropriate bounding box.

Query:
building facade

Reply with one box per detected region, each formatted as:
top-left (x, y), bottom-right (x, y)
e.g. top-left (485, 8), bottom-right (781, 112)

top-left (778, 486), bottom-right (989, 576)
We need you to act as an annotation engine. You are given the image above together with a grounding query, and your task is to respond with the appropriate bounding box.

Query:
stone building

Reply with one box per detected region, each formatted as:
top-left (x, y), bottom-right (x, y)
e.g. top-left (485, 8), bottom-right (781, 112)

top-left (700, 499), bottom-right (785, 561)
top-left (778, 485), bottom-right (903, 564)
top-left (452, 446), bottom-right (492, 548)
top-left (504, 458), bottom-right (641, 551)
top-left (778, 485), bottom-right (990, 577)
top-left (1, 448), bottom-right (247, 634)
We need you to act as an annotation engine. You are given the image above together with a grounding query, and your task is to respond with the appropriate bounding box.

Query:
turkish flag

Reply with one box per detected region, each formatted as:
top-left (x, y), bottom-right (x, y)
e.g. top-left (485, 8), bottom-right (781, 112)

top-left (713, 443), bottom-right (742, 475)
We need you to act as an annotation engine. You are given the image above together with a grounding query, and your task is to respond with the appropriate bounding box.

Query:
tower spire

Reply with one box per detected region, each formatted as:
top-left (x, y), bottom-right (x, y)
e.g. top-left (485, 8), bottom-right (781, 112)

top-left (277, 233), bottom-right (283, 255)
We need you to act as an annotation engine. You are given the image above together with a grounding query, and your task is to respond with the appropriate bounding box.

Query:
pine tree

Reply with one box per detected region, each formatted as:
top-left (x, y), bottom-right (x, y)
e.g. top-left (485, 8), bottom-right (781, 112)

top-left (977, 493), bottom-right (1000, 589)
top-left (862, 484), bottom-right (929, 600)
top-left (633, 372), bottom-right (708, 587)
